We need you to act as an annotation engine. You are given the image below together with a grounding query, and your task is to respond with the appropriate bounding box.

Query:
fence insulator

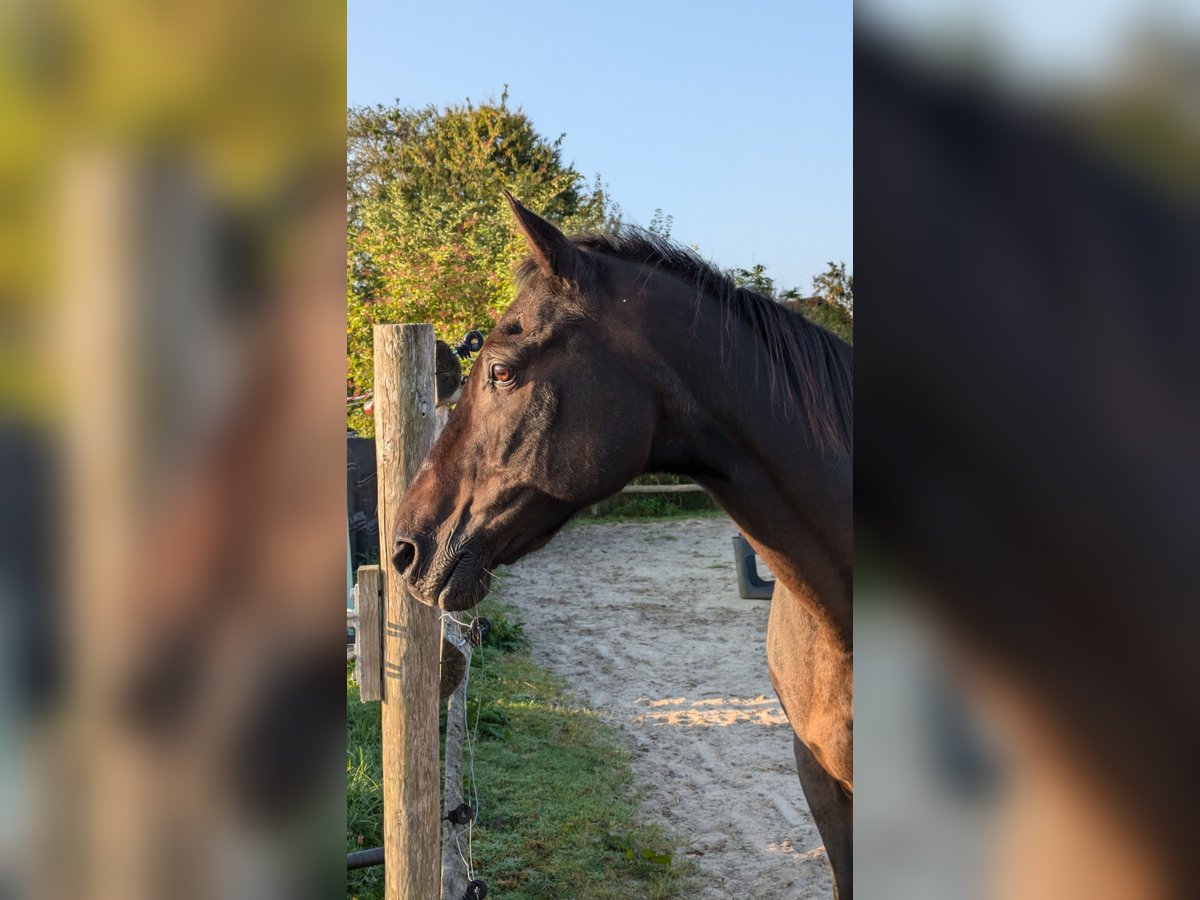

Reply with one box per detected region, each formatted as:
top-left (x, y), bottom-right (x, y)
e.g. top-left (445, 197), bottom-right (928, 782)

top-left (455, 330), bottom-right (485, 359)
top-left (446, 802), bottom-right (475, 826)
top-left (463, 880), bottom-right (488, 900)
top-left (469, 617), bottom-right (491, 646)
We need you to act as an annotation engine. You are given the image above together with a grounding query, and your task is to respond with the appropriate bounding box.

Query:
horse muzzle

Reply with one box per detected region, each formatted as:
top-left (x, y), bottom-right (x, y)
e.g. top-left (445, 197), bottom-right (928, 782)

top-left (392, 533), bottom-right (491, 611)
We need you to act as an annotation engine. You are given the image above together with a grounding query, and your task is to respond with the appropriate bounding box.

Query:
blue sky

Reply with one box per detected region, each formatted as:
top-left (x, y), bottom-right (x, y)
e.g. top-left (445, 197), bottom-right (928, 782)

top-left (348, 0), bottom-right (851, 293)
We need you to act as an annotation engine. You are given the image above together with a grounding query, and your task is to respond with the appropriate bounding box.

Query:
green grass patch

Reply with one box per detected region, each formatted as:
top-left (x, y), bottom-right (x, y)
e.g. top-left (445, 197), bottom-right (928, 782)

top-left (578, 495), bottom-right (725, 522)
top-left (574, 474), bottom-right (724, 521)
top-left (346, 674), bottom-right (384, 897)
top-left (347, 597), bottom-right (693, 899)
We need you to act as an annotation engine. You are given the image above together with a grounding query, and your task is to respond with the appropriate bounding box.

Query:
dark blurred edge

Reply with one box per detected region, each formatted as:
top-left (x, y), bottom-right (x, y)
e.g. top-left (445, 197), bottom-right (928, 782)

top-left (0, 1), bottom-right (348, 897)
top-left (855, 25), bottom-right (1199, 897)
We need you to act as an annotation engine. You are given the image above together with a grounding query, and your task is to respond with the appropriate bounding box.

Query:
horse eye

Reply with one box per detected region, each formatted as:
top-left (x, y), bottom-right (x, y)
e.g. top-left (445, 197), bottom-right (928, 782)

top-left (490, 363), bottom-right (514, 384)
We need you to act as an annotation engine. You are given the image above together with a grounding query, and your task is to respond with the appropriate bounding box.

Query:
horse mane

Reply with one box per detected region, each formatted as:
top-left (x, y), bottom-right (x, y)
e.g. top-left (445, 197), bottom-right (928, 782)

top-left (540, 227), bottom-right (853, 456)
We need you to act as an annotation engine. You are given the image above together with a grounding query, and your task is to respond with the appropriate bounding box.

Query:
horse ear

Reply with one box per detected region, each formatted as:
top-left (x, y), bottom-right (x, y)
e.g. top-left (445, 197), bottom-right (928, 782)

top-left (503, 191), bottom-right (584, 282)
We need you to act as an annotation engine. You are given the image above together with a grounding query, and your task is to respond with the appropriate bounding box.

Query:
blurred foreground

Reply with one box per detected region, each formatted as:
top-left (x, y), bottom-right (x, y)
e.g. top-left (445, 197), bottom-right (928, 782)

top-left (856, 5), bottom-right (1199, 899)
top-left (0, 1), bottom-right (346, 898)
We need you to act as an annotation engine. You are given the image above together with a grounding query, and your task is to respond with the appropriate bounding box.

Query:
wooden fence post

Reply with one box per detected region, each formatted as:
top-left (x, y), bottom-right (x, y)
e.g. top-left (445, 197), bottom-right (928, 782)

top-left (354, 565), bottom-right (383, 702)
top-left (373, 324), bottom-right (440, 899)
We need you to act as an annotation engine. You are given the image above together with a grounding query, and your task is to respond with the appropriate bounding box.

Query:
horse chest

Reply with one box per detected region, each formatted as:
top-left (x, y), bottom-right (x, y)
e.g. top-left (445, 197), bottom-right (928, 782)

top-left (767, 583), bottom-right (854, 788)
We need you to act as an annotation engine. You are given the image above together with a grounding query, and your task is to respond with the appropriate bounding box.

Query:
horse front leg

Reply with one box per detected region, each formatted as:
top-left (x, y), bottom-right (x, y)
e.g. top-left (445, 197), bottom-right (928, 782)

top-left (767, 581), bottom-right (853, 898)
top-left (794, 735), bottom-right (853, 899)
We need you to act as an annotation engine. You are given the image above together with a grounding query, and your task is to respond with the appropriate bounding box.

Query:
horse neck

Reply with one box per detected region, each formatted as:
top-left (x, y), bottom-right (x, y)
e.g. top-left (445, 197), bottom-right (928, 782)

top-left (643, 281), bottom-right (853, 647)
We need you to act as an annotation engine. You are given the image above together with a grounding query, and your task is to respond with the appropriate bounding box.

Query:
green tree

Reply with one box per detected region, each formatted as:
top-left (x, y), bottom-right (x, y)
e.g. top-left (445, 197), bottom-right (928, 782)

top-left (731, 263), bottom-right (776, 298)
top-left (779, 261), bottom-right (853, 344)
top-left (729, 259), bottom-right (853, 344)
top-left (647, 208), bottom-right (673, 238)
top-left (811, 261), bottom-right (853, 315)
top-left (347, 91), bottom-right (616, 434)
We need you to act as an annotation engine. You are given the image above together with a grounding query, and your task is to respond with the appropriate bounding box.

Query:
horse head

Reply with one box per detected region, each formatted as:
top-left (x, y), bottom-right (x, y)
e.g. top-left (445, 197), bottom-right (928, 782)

top-left (391, 194), bottom-right (665, 610)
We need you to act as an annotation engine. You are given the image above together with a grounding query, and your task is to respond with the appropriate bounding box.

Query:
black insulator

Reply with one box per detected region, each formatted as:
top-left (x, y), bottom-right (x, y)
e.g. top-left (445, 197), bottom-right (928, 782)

top-left (446, 802), bottom-right (474, 826)
top-left (455, 330), bottom-right (485, 359)
top-left (463, 880), bottom-right (488, 899)
top-left (469, 617), bottom-right (491, 646)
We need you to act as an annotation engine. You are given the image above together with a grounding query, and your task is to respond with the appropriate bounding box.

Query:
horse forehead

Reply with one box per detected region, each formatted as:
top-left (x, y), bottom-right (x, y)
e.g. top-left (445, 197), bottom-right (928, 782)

top-left (505, 288), bottom-right (577, 332)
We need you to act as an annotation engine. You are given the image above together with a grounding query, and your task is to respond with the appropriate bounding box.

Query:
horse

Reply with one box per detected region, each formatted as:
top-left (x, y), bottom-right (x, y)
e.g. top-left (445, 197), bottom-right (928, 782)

top-left (392, 193), bottom-right (854, 897)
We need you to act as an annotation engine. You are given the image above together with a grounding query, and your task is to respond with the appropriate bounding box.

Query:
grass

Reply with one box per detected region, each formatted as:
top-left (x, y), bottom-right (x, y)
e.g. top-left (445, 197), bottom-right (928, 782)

top-left (347, 596), bottom-right (693, 899)
top-left (579, 494), bottom-right (724, 522)
top-left (573, 474), bottom-right (724, 522)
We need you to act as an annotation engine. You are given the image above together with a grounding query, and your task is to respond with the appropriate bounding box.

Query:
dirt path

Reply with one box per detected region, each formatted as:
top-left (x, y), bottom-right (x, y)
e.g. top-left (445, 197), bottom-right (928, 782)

top-left (500, 515), bottom-right (831, 899)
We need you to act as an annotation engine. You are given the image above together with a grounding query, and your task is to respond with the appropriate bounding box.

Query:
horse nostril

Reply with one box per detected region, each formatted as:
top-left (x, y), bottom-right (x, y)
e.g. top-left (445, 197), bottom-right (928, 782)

top-left (392, 537), bottom-right (418, 577)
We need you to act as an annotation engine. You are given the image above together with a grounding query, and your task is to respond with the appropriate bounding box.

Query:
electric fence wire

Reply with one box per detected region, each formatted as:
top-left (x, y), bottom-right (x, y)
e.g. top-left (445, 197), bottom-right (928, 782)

top-left (441, 609), bottom-right (486, 885)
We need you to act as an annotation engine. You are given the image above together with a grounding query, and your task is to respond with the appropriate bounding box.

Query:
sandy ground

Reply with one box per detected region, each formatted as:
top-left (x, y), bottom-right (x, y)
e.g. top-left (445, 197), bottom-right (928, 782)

top-left (500, 515), bottom-right (832, 899)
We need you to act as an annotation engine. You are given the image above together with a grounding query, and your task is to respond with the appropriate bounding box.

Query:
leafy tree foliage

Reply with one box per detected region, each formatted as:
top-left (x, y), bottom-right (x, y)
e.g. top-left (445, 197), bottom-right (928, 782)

top-left (347, 91), bottom-right (615, 433)
top-left (779, 261), bottom-right (853, 344)
top-left (731, 263), bottom-right (777, 297)
top-left (647, 208), bottom-right (673, 238)
top-left (811, 261), bottom-right (853, 314)
top-left (731, 260), bottom-right (853, 345)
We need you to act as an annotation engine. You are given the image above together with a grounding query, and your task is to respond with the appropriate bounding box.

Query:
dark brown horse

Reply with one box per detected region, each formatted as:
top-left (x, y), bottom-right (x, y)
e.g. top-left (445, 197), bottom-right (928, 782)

top-left (392, 194), bottom-right (854, 897)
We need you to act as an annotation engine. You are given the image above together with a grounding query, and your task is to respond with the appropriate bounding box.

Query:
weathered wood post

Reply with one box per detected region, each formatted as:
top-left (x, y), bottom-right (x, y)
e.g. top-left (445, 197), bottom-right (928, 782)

top-left (354, 564), bottom-right (383, 702)
top-left (373, 324), bottom-right (440, 899)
